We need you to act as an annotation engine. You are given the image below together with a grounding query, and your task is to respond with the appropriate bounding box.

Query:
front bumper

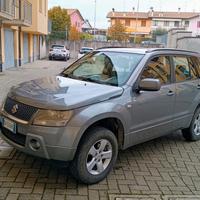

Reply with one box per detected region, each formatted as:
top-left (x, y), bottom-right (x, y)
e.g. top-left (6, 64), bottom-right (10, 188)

top-left (0, 117), bottom-right (77, 161)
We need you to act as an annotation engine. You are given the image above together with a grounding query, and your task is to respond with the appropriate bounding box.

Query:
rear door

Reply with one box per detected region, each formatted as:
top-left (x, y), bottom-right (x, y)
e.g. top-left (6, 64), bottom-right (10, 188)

top-left (173, 55), bottom-right (200, 129)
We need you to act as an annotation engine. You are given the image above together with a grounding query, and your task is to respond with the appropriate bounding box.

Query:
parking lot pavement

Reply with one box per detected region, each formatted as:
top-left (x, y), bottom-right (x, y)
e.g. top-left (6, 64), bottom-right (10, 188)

top-left (1, 60), bottom-right (200, 200)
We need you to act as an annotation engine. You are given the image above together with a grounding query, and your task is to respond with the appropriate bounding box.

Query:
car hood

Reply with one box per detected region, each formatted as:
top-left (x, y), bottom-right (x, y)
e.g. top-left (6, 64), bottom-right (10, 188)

top-left (8, 76), bottom-right (124, 110)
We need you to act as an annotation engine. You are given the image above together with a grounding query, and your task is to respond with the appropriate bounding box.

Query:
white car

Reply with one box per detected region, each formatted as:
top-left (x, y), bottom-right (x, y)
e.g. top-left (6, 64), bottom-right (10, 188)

top-left (78, 47), bottom-right (93, 59)
top-left (49, 45), bottom-right (70, 61)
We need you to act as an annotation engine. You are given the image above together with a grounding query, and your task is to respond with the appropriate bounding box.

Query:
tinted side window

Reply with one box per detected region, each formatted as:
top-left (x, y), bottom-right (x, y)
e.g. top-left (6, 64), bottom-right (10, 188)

top-left (173, 56), bottom-right (197, 82)
top-left (188, 57), bottom-right (199, 79)
top-left (141, 56), bottom-right (171, 85)
top-left (190, 56), bottom-right (200, 77)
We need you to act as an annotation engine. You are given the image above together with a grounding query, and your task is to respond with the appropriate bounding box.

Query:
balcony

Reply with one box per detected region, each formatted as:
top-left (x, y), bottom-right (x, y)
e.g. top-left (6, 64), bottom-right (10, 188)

top-left (0, 0), bottom-right (15, 20)
top-left (3, 0), bottom-right (32, 27)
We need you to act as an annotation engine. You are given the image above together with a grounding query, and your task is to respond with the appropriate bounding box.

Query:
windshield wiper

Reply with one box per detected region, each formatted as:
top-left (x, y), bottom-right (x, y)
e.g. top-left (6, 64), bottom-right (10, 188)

top-left (77, 76), bottom-right (102, 84)
top-left (78, 76), bottom-right (118, 86)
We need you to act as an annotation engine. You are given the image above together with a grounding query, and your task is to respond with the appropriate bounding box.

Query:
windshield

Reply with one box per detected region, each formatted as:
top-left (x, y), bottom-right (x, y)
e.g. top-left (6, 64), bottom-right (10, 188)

top-left (61, 51), bottom-right (144, 86)
top-left (80, 48), bottom-right (93, 54)
top-left (52, 45), bottom-right (65, 49)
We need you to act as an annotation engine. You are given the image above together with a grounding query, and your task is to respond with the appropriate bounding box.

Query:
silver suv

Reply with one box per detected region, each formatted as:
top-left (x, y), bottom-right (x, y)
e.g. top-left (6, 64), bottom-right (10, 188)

top-left (1, 48), bottom-right (200, 184)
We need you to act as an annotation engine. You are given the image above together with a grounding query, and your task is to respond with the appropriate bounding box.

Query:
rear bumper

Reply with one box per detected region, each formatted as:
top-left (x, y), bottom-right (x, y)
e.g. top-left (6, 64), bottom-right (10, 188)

top-left (49, 54), bottom-right (68, 59)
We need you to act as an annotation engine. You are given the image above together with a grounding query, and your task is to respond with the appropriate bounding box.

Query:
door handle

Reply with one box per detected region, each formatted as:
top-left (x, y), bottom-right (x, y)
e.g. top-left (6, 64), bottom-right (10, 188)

top-left (167, 91), bottom-right (175, 96)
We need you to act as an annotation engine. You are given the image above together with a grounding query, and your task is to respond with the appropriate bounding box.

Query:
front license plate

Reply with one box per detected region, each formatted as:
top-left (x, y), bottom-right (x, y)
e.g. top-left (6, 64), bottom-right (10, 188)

top-left (2, 118), bottom-right (16, 134)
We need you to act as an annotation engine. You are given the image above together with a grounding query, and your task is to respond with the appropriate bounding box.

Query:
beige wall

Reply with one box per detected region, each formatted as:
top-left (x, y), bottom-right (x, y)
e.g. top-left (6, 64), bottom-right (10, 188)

top-left (22, 0), bottom-right (48, 35)
top-left (111, 18), bottom-right (152, 35)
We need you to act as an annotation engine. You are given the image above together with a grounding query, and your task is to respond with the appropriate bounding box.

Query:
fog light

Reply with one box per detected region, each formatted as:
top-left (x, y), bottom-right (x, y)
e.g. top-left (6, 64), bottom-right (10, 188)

top-left (29, 139), bottom-right (40, 151)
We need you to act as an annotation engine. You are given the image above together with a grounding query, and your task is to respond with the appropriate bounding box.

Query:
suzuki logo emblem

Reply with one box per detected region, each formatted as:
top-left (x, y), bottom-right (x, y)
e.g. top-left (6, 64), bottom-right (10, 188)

top-left (11, 104), bottom-right (19, 114)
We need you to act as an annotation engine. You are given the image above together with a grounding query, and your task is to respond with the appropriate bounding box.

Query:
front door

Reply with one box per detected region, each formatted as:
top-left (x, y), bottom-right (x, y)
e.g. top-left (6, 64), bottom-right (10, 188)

top-left (126, 55), bottom-right (175, 147)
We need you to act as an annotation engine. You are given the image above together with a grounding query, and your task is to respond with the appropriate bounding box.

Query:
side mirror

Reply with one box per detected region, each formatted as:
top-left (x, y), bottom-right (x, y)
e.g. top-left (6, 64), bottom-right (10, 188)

top-left (139, 78), bottom-right (161, 91)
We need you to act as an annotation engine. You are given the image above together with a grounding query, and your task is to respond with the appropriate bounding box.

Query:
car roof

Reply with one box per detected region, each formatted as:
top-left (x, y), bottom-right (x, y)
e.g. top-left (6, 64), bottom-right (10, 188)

top-left (97, 47), bottom-right (200, 56)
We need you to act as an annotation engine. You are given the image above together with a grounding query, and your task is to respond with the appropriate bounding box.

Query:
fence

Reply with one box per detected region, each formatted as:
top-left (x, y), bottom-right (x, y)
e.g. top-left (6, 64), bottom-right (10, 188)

top-left (177, 37), bottom-right (200, 53)
top-left (48, 40), bottom-right (163, 59)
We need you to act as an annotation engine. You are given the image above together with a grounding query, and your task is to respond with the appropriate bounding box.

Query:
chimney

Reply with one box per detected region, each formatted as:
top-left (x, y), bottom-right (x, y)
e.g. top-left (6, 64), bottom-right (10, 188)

top-left (112, 8), bottom-right (115, 16)
top-left (133, 7), bottom-right (135, 14)
top-left (150, 7), bottom-right (154, 17)
top-left (178, 7), bottom-right (181, 13)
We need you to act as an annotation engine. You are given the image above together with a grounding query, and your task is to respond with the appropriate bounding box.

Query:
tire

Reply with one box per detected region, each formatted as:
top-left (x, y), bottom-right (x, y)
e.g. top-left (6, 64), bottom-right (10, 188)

top-left (70, 127), bottom-right (118, 184)
top-left (182, 107), bottom-right (200, 141)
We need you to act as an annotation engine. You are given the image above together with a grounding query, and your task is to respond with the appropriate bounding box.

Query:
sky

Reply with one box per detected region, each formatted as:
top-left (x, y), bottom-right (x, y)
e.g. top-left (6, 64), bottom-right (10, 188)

top-left (48, 0), bottom-right (200, 28)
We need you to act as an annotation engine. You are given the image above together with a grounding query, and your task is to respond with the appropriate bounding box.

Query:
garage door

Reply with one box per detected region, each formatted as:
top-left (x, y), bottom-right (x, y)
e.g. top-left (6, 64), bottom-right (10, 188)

top-left (4, 29), bottom-right (15, 69)
top-left (33, 35), bottom-right (38, 61)
top-left (23, 33), bottom-right (29, 64)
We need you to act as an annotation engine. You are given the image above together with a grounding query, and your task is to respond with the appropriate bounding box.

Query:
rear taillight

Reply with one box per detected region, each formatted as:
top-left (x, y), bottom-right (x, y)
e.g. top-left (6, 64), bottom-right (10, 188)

top-left (49, 48), bottom-right (53, 51)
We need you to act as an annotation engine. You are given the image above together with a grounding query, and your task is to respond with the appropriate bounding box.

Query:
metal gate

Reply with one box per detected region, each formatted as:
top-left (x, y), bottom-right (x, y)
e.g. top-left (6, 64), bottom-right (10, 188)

top-left (3, 29), bottom-right (15, 69)
top-left (33, 35), bottom-right (38, 61)
top-left (23, 33), bottom-right (29, 64)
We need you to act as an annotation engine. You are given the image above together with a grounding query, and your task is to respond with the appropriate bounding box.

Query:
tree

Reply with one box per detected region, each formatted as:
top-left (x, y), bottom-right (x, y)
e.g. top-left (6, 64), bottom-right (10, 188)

top-left (108, 21), bottom-right (127, 41)
top-left (69, 26), bottom-right (81, 41)
top-left (152, 28), bottom-right (168, 40)
top-left (48, 6), bottom-right (71, 40)
top-left (80, 33), bottom-right (93, 41)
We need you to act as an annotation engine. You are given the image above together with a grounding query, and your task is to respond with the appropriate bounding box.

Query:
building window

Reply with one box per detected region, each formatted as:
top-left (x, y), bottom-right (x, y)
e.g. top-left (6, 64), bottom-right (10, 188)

top-left (174, 21), bottom-right (180, 27)
top-left (185, 21), bottom-right (190, 27)
top-left (164, 21), bottom-right (169, 27)
top-left (197, 21), bottom-right (200, 28)
top-left (153, 20), bottom-right (158, 26)
top-left (125, 19), bottom-right (130, 26)
top-left (141, 20), bottom-right (146, 27)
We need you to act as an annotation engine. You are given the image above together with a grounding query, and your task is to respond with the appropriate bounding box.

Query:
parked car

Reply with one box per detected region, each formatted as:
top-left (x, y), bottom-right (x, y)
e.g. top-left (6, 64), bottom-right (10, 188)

top-left (49, 45), bottom-right (70, 61)
top-left (141, 40), bottom-right (165, 47)
top-left (1, 48), bottom-right (200, 184)
top-left (78, 47), bottom-right (93, 59)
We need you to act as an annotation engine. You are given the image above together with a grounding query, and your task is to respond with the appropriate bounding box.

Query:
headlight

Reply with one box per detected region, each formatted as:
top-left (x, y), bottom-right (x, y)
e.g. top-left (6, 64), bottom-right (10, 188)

top-left (33, 110), bottom-right (73, 127)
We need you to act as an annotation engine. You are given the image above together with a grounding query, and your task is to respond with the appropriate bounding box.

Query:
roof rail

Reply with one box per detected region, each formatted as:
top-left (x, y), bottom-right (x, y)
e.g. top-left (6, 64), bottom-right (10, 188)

top-left (146, 48), bottom-right (199, 54)
top-left (96, 46), bottom-right (128, 50)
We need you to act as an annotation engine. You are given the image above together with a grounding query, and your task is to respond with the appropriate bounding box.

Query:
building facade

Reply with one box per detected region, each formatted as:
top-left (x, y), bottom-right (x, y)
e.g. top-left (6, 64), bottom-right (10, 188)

top-left (0, 0), bottom-right (48, 71)
top-left (107, 11), bottom-right (152, 38)
top-left (186, 15), bottom-right (200, 36)
top-left (66, 9), bottom-right (85, 32)
top-left (107, 10), bottom-right (200, 39)
top-left (151, 12), bottom-right (200, 31)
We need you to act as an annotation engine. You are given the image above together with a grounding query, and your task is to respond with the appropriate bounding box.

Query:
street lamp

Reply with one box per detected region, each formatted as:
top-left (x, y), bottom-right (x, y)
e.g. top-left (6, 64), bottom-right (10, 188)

top-left (134, 0), bottom-right (140, 44)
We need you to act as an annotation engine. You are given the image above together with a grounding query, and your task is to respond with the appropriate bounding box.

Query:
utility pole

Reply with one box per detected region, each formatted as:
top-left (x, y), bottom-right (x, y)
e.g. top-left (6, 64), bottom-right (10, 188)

top-left (0, 20), bottom-right (2, 72)
top-left (18, 0), bottom-right (22, 66)
top-left (93, 0), bottom-right (97, 48)
top-left (134, 0), bottom-right (140, 44)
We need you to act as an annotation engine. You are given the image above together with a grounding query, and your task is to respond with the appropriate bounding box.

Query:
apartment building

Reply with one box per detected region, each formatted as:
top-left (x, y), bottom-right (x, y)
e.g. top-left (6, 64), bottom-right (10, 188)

top-left (151, 11), bottom-right (200, 31)
top-left (107, 10), bottom-right (200, 39)
top-left (0, 0), bottom-right (48, 71)
top-left (107, 11), bottom-right (152, 38)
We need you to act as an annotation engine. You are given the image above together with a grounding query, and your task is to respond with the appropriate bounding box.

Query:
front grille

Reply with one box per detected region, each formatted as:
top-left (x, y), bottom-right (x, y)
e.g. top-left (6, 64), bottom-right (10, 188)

top-left (4, 98), bottom-right (38, 121)
top-left (0, 125), bottom-right (26, 146)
